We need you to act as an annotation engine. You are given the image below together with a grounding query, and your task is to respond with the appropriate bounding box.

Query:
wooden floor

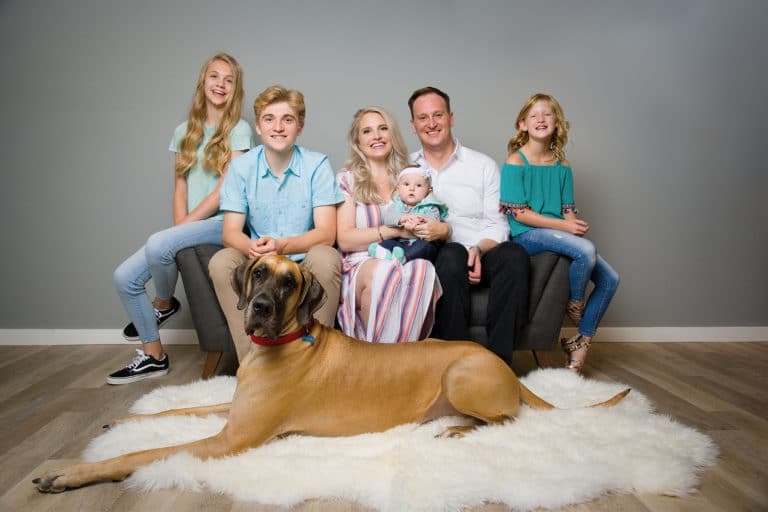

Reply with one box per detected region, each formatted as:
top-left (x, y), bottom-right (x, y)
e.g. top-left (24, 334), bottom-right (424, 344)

top-left (0, 341), bottom-right (765, 511)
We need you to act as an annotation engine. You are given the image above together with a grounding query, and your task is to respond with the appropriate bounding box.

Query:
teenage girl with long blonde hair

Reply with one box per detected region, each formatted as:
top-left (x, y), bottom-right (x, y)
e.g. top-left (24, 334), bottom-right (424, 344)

top-left (109, 53), bottom-right (254, 384)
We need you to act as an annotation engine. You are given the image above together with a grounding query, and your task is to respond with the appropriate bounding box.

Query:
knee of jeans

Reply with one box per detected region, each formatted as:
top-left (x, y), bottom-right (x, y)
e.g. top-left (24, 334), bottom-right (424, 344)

top-left (112, 263), bottom-right (128, 291)
top-left (145, 232), bottom-right (174, 266)
top-left (578, 240), bottom-right (597, 267)
top-left (113, 261), bottom-right (138, 294)
top-left (609, 270), bottom-right (620, 293)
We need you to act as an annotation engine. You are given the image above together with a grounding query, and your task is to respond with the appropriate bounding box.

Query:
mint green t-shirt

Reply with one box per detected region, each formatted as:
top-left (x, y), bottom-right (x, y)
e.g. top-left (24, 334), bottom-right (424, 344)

top-left (169, 118), bottom-right (255, 219)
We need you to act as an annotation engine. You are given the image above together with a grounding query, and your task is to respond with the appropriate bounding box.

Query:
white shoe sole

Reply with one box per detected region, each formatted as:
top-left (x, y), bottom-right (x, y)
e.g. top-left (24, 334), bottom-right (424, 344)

top-left (106, 368), bottom-right (169, 385)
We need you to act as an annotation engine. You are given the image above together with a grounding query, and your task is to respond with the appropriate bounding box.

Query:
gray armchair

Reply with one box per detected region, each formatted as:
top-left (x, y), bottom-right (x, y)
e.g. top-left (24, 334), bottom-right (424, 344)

top-left (176, 245), bottom-right (234, 378)
top-left (177, 246), bottom-right (570, 378)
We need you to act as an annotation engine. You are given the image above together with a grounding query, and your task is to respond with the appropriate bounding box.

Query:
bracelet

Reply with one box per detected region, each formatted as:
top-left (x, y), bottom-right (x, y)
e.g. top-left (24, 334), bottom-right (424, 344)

top-left (470, 245), bottom-right (482, 257)
top-left (377, 226), bottom-right (384, 242)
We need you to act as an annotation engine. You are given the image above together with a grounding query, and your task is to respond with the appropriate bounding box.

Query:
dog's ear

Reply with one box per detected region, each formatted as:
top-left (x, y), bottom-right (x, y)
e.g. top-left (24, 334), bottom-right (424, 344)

top-left (296, 266), bottom-right (327, 327)
top-left (232, 257), bottom-right (260, 310)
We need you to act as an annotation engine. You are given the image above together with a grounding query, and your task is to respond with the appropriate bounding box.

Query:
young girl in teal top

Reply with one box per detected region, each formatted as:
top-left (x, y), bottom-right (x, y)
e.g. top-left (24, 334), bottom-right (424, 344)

top-left (500, 93), bottom-right (619, 373)
top-left (110, 53), bottom-right (255, 384)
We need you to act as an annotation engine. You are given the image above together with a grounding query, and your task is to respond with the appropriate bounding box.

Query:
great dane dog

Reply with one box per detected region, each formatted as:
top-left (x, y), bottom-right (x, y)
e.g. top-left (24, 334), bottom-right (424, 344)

top-left (34, 254), bottom-right (628, 493)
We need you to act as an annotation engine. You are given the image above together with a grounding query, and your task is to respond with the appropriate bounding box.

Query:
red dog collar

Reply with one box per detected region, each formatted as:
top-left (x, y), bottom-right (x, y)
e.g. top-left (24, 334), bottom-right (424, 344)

top-left (250, 321), bottom-right (315, 346)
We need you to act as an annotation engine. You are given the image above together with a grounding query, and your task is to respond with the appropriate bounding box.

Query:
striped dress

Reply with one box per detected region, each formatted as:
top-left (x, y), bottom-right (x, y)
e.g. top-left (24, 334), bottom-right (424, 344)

top-left (336, 171), bottom-right (442, 342)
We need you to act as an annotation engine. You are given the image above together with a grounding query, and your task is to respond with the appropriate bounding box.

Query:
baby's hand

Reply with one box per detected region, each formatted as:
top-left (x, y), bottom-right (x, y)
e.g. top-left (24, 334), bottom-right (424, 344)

top-left (400, 214), bottom-right (421, 231)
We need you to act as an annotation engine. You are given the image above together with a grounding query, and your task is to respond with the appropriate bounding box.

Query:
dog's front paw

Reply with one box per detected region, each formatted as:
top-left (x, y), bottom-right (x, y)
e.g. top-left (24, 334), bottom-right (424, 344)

top-left (32, 473), bottom-right (67, 493)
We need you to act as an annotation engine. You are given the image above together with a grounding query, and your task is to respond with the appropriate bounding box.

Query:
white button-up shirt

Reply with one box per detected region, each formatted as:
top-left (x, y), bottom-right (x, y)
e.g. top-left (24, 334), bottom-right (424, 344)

top-left (411, 139), bottom-right (509, 248)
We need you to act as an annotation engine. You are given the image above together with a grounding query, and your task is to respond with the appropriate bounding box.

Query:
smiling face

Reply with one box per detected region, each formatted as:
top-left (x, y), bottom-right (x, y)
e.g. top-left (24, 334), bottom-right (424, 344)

top-left (410, 92), bottom-right (454, 151)
top-left (518, 100), bottom-right (557, 142)
top-left (256, 101), bottom-right (303, 154)
top-left (397, 174), bottom-right (431, 206)
top-left (356, 112), bottom-right (392, 162)
top-left (203, 59), bottom-right (235, 109)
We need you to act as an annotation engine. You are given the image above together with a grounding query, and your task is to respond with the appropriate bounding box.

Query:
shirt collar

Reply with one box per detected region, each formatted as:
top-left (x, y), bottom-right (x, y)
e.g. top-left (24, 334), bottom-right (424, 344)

top-left (258, 145), bottom-right (303, 179)
top-left (415, 138), bottom-right (462, 170)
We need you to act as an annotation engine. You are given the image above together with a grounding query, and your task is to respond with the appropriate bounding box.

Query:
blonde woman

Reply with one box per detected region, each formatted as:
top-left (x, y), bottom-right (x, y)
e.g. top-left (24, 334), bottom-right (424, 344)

top-left (336, 106), bottom-right (441, 342)
top-left (110, 53), bottom-right (254, 384)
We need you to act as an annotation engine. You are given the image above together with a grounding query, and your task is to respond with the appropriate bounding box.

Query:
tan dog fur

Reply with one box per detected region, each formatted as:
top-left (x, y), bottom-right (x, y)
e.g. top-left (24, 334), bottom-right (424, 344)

top-left (34, 254), bottom-right (628, 493)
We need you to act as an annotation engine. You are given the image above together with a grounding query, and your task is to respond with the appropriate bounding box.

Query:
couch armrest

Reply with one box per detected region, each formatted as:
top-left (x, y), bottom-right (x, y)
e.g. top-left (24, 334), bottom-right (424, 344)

top-left (516, 252), bottom-right (570, 350)
top-left (176, 245), bottom-right (235, 353)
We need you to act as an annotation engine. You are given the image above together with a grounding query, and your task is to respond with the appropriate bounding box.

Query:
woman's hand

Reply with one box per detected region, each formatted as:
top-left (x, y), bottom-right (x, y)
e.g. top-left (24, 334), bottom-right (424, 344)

top-left (412, 217), bottom-right (449, 242)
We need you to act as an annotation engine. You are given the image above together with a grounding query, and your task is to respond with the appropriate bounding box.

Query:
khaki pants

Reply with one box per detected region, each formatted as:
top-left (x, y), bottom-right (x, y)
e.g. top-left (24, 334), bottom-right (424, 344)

top-left (209, 245), bottom-right (341, 361)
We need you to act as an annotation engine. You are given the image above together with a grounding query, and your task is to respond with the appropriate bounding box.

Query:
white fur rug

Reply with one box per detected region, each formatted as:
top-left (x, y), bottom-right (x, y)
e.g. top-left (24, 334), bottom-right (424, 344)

top-left (84, 369), bottom-right (717, 511)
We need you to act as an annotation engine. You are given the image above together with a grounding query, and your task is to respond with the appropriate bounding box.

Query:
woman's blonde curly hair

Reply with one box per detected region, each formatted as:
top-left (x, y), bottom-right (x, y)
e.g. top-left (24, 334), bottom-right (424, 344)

top-left (345, 107), bottom-right (410, 205)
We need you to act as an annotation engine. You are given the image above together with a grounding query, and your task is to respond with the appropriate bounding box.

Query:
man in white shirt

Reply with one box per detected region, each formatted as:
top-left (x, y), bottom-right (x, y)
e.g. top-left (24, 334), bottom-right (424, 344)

top-left (407, 86), bottom-right (530, 364)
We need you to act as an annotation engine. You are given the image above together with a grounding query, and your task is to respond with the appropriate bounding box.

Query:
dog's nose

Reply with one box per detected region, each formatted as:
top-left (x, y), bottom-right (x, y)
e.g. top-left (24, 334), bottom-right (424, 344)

top-left (253, 296), bottom-right (273, 316)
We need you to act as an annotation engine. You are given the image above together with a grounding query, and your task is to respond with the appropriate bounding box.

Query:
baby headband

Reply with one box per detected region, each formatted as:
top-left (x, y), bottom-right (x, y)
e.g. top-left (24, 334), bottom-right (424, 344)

top-left (398, 165), bottom-right (431, 181)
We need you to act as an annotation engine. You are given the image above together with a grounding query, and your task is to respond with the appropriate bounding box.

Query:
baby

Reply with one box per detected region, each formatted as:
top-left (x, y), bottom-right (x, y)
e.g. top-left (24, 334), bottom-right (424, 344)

top-left (369, 165), bottom-right (448, 263)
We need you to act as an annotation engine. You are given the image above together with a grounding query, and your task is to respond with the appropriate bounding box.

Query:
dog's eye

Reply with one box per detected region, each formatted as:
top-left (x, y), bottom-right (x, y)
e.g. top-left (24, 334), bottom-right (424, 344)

top-left (282, 276), bottom-right (296, 290)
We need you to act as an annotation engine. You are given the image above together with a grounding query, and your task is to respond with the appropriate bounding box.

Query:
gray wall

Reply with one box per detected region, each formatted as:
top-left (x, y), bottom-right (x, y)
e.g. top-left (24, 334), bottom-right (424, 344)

top-left (1, 0), bottom-right (766, 330)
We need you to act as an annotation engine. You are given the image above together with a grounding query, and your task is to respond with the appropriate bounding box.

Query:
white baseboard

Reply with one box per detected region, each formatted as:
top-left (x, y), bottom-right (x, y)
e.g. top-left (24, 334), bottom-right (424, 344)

top-left (560, 326), bottom-right (768, 342)
top-left (0, 327), bottom-right (766, 346)
top-left (0, 329), bottom-right (199, 346)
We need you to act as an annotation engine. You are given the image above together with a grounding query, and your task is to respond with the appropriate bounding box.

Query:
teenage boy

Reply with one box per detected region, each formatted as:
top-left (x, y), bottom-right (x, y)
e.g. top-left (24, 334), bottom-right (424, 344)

top-left (209, 85), bottom-right (343, 361)
top-left (407, 86), bottom-right (530, 364)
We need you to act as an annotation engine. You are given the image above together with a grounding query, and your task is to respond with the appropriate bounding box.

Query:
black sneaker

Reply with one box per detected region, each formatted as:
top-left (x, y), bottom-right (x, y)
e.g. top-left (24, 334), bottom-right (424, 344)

top-left (122, 297), bottom-right (182, 341)
top-left (106, 349), bottom-right (170, 385)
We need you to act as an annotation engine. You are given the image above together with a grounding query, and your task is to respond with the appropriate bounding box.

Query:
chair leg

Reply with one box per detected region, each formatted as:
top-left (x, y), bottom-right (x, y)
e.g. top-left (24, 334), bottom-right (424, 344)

top-left (202, 351), bottom-right (223, 379)
top-left (531, 350), bottom-right (562, 369)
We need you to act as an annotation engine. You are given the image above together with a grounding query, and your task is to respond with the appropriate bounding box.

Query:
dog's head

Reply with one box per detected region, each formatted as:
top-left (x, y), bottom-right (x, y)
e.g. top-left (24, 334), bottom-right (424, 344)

top-left (231, 254), bottom-right (326, 340)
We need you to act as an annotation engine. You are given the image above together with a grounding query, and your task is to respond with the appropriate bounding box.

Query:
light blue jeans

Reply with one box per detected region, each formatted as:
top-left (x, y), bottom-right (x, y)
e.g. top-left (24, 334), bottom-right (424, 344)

top-left (113, 218), bottom-right (223, 342)
top-left (514, 228), bottom-right (619, 337)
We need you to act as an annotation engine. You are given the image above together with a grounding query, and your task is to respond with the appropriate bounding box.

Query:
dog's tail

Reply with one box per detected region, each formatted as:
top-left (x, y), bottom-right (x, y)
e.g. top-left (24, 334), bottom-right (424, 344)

top-left (519, 382), bottom-right (555, 410)
top-left (589, 388), bottom-right (631, 408)
top-left (519, 383), bottom-right (631, 410)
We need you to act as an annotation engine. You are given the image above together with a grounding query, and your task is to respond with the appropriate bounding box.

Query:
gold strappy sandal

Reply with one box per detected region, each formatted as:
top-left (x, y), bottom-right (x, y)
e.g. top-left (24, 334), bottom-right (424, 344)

top-left (561, 334), bottom-right (591, 373)
top-left (566, 300), bottom-right (585, 325)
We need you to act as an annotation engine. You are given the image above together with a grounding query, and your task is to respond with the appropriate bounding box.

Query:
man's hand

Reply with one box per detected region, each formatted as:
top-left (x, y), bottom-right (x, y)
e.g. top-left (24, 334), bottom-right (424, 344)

top-left (467, 246), bottom-right (482, 284)
top-left (248, 237), bottom-right (278, 258)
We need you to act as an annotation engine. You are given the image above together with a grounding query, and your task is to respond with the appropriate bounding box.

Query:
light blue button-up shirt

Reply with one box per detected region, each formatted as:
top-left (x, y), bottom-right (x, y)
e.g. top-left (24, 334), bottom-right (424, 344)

top-left (220, 145), bottom-right (343, 261)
